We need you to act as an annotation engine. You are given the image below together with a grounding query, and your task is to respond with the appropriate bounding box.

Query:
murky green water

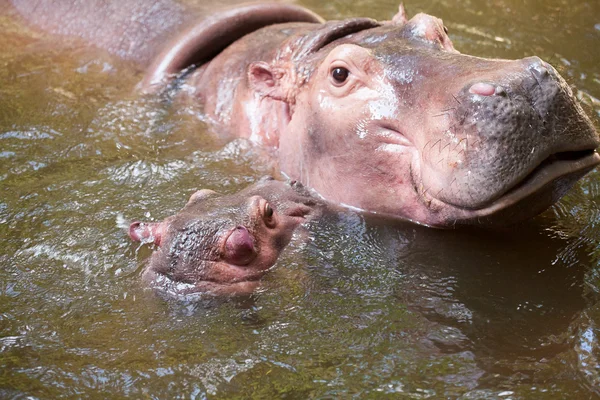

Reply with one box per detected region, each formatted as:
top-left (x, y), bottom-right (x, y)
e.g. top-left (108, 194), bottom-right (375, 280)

top-left (1, 0), bottom-right (600, 398)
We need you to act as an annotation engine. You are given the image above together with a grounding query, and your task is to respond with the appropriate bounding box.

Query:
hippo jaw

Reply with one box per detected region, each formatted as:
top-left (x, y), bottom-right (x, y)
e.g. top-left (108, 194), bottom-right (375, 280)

top-left (417, 148), bottom-right (600, 226)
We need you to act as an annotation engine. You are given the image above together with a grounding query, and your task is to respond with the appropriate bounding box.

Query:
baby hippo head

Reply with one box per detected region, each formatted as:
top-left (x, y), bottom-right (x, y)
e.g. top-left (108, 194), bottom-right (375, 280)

top-left (129, 178), bottom-right (317, 296)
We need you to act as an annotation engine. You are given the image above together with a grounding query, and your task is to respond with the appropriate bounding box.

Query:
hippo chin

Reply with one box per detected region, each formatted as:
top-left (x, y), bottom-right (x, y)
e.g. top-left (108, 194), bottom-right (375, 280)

top-left (12, 2), bottom-right (600, 227)
top-left (128, 178), bottom-right (322, 296)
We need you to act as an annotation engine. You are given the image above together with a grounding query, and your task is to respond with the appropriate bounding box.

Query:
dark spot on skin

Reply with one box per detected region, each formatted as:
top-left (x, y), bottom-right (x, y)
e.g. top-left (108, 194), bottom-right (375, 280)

top-left (306, 123), bottom-right (327, 159)
top-left (273, 233), bottom-right (288, 250)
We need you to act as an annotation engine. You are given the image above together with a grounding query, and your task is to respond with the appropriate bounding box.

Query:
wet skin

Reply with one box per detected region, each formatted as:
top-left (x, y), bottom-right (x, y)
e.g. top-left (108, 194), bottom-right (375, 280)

top-left (187, 10), bottom-right (599, 227)
top-left (128, 178), bottom-right (322, 296)
top-left (11, 1), bottom-right (600, 227)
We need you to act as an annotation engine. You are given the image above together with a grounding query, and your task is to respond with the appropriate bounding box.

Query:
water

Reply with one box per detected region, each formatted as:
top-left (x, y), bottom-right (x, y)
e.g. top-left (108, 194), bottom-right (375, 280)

top-left (1, 0), bottom-right (600, 398)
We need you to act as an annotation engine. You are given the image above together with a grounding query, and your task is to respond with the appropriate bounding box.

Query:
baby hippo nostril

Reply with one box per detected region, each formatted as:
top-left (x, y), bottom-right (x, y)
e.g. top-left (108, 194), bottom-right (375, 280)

top-left (469, 82), bottom-right (496, 96)
top-left (129, 221), bottom-right (142, 241)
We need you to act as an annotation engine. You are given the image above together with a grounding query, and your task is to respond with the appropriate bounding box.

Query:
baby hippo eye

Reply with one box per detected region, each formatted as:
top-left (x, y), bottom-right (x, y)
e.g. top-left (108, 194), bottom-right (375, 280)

top-left (264, 203), bottom-right (274, 218)
top-left (331, 67), bottom-right (349, 84)
top-left (262, 201), bottom-right (277, 228)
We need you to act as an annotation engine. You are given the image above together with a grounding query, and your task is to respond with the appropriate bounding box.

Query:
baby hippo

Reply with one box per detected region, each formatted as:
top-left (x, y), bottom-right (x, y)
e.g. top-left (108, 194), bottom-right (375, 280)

top-left (128, 177), bottom-right (322, 296)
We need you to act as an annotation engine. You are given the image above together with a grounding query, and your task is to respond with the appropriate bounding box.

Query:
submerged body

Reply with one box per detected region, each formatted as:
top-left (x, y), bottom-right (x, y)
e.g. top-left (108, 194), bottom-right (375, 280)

top-left (11, 1), bottom-right (600, 227)
top-left (128, 178), bottom-right (323, 296)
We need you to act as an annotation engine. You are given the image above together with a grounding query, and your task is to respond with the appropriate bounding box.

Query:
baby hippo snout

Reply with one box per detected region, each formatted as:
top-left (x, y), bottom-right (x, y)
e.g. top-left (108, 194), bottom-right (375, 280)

top-left (127, 178), bottom-right (326, 297)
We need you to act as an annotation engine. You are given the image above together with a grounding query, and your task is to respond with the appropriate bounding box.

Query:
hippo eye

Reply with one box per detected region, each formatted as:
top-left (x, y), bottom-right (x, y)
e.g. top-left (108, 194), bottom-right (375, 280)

top-left (331, 67), bottom-right (349, 84)
top-left (264, 203), bottom-right (274, 218)
top-left (443, 26), bottom-right (449, 34)
top-left (262, 202), bottom-right (277, 228)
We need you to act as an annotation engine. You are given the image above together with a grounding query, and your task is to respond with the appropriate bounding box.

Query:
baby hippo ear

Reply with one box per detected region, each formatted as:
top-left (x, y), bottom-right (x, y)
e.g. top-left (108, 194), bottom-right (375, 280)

top-left (248, 62), bottom-right (290, 101)
top-left (129, 221), bottom-right (165, 246)
top-left (186, 189), bottom-right (220, 206)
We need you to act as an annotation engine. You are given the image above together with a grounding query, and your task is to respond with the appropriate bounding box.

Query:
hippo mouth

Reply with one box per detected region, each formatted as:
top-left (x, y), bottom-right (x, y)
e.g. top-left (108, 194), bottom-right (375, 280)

top-left (471, 148), bottom-right (600, 216)
top-left (150, 271), bottom-right (264, 297)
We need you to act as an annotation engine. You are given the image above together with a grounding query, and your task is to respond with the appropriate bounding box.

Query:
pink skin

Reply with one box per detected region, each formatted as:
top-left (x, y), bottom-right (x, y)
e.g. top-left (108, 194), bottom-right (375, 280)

top-left (129, 221), bottom-right (167, 246)
top-left (469, 82), bottom-right (496, 96)
top-left (13, 1), bottom-right (598, 227)
top-left (129, 179), bottom-right (317, 296)
top-left (187, 9), bottom-right (599, 227)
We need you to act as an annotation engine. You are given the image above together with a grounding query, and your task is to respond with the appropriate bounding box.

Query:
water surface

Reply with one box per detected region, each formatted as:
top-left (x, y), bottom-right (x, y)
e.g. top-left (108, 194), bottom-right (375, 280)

top-left (1, 0), bottom-right (600, 398)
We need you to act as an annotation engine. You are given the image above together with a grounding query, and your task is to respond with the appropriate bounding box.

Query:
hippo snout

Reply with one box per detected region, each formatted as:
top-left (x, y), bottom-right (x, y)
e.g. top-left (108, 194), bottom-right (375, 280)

top-left (467, 56), bottom-right (553, 98)
top-left (424, 55), bottom-right (599, 211)
top-left (461, 56), bottom-right (590, 142)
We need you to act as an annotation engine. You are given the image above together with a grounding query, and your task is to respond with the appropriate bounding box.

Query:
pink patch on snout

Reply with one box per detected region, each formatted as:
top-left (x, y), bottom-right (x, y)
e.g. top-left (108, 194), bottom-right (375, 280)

top-left (224, 226), bottom-right (255, 266)
top-left (129, 221), bottom-right (162, 246)
top-left (469, 82), bottom-right (496, 96)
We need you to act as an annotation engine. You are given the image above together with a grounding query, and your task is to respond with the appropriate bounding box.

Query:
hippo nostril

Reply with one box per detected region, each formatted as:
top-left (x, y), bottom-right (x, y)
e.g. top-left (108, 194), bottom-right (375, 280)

top-left (527, 58), bottom-right (551, 80)
top-left (530, 64), bottom-right (549, 79)
top-left (128, 221), bottom-right (142, 241)
top-left (469, 82), bottom-right (496, 96)
top-left (494, 86), bottom-right (507, 97)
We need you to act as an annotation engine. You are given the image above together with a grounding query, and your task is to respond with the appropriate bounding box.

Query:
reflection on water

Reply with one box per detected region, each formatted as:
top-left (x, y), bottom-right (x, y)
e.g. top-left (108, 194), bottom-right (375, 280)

top-left (1, 0), bottom-right (600, 398)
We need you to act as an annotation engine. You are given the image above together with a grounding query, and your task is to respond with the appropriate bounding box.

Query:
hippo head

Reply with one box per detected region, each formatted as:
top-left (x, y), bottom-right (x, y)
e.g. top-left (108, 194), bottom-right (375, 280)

top-left (129, 178), bottom-right (317, 295)
top-left (247, 8), bottom-right (600, 227)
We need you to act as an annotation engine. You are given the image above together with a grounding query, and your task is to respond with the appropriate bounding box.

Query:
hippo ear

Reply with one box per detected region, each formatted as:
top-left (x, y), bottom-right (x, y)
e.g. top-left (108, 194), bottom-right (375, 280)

top-left (129, 221), bottom-right (165, 246)
top-left (248, 62), bottom-right (290, 101)
top-left (186, 189), bottom-right (220, 206)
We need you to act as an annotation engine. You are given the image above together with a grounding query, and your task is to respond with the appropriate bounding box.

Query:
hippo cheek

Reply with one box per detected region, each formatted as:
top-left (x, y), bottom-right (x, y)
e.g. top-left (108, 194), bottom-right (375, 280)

top-left (203, 225), bottom-right (272, 283)
top-left (291, 120), bottom-right (423, 217)
top-left (280, 65), bottom-right (441, 222)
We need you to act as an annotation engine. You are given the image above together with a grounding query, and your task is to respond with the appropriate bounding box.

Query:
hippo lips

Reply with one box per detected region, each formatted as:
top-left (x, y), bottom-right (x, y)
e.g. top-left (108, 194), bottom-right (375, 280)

top-left (150, 272), bottom-right (264, 297)
top-left (183, 264), bottom-right (271, 296)
top-left (457, 148), bottom-right (600, 217)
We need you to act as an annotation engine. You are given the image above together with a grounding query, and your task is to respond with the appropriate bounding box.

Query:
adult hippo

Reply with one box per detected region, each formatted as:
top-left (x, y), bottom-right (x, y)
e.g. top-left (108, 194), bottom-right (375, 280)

top-left (11, 1), bottom-right (600, 227)
top-left (128, 177), bottom-right (324, 296)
